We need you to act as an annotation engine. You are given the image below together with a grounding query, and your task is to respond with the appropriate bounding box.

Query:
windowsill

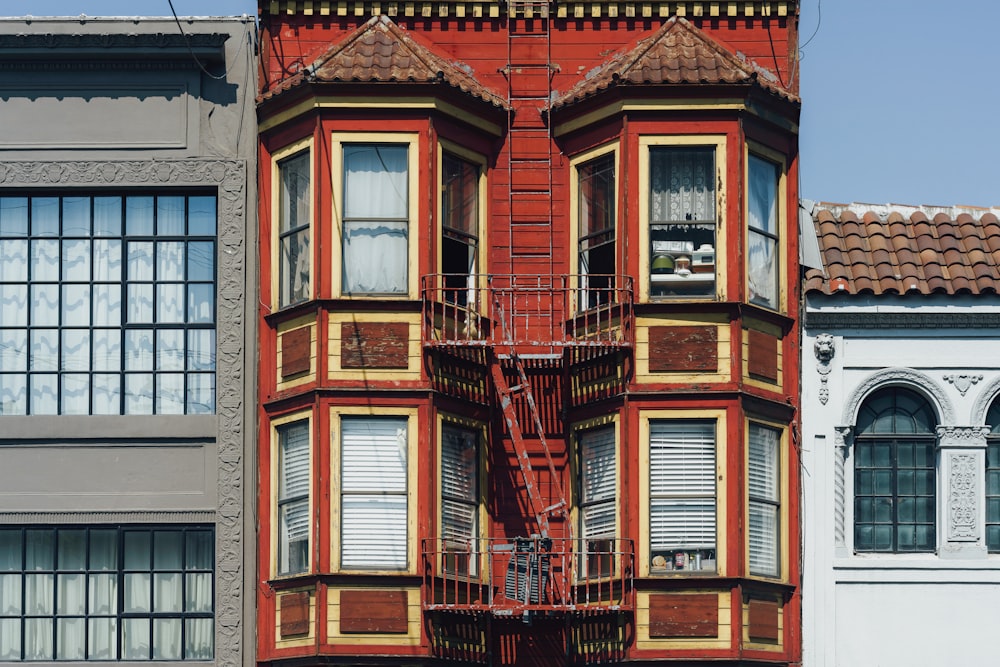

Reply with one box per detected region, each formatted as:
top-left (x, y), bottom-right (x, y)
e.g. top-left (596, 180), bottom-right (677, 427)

top-left (0, 414), bottom-right (218, 441)
top-left (834, 554), bottom-right (1000, 570)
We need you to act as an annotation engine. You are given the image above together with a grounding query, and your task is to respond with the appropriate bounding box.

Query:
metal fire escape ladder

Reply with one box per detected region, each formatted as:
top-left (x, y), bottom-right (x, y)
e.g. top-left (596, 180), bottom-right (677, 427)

top-left (503, 0), bottom-right (555, 277)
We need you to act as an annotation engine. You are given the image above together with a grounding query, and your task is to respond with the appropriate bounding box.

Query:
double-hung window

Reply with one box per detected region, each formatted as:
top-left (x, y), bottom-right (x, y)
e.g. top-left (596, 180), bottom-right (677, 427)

top-left (987, 398), bottom-right (1000, 552)
top-left (749, 423), bottom-right (780, 576)
top-left (0, 526), bottom-right (214, 661)
top-left (440, 422), bottom-right (480, 576)
top-left (276, 420), bottom-right (310, 576)
top-left (341, 144), bottom-right (409, 295)
top-left (854, 388), bottom-right (937, 552)
top-left (339, 416), bottom-right (409, 570)
top-left (578, 425), bottom-right (616, 578)
top-left (576, 153), bottom-right (616, 309)
top-left (277, 151), bottom-right (310, 308)
top-left (648, 146), bottom-right (717, 299)
top-left (747, 154), bottom-right (780, 309)
top-left (0, 194), bottom-right (215, 416)
top-left (649, 421), bottom-right (716, 573)
top-left (441, 153), bottom-right (480, 305)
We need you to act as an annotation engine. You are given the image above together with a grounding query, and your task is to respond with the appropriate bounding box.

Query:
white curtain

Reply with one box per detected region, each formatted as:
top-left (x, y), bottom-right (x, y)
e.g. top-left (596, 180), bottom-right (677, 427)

top-left (153, 618), bottom-right (182, 660)
top-left (342, 145), bottom-right (408, 294)
top-left (748, 155), bottom-right (778, 308)
top-left (650, 149), bottom-right (715, 223)
top-left (185, 618), bottom-right (213, 659)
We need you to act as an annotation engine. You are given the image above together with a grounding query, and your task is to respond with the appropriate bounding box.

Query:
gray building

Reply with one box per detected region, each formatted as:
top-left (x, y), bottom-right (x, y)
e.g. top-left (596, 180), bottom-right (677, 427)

top-left (0, 15), bottom-right (256, 666)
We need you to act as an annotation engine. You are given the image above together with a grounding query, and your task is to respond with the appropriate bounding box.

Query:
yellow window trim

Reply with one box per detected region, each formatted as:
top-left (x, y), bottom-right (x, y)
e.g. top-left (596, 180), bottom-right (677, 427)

top-left (436, 412), bottom-right (489, 581)
top-left (638, 135), bottom-right (728, 303)
top-left (329, 406), bottom-right (419, 574)
top-left (569, 142), bottom-right (620, 312)
top-left (570, 414), bottom-right (622, 579)
top-left (744, 141), bottom-right (789, 313)
top-left (331, 132), bottom-right (421, 299)
top-left (270, 411), bottom-right (314, 580)
top-left (436, 139), bottom-right (489, 296)
top-left (271, 138), bottom-right (315, 311)
top-left (638, 408), bottom-right (728, 577)
top-left (745, 417), bottom-right (790, 582)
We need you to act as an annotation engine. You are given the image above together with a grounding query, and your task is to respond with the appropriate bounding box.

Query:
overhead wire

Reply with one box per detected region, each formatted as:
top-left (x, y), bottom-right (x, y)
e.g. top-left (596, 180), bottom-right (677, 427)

top-left (166, 0), bottom-right (253, 81)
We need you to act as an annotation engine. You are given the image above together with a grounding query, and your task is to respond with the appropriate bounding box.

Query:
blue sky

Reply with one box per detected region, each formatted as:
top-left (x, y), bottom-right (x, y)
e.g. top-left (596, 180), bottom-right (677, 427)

top-left (9, 0), bottom-right (999, 208)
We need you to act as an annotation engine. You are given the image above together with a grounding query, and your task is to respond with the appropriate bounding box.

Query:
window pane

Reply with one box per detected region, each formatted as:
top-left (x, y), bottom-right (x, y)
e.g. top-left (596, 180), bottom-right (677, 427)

top-left (153, 573), bottom-right (182, 613)
top-left (185, 573), bottom-right (213, 613)
top-left (24, 617), bottom-right (53, 660)
top-left (279, 152), bottom-right (310, 308)
top-left (122, 618), bottom-right (150, 660)
top-left (188, 241), bottom-right (214, 281)
top-left (156, 197), bottom-right (185, 236)
top-left (343, 220), bottom-right (407, 294)
top-left (153, 618), bottom-right (182, 660)
top-left (88, 573), bottom-right (117, 614)
top-left (279, 422), bottom-right (310, 575)
top-left (0, 575), bottom-right (21, 614)
top-left (343, 144), bottom-right (408, 219)
top-left (157, 284), bottom-right (185, 323)
top-left (56, 617), bottom-right (85, 660)
top-left (88, 618), bottom-right (116, 660)
top-left (93, 197), bottom-right (122, 237)
top-left (0, 618), bottom-right (21, 660)
top-left (0, 197), bottom-right (29, 237)
top-left (126, 197), bottom-right (154, 236)
top-left (188, 197), bottom-right (216, 235)
top-left (62, 239), bottom-right (91, 281)
top-left (0, 239), bottom-right (28, 281)
top-left (185, 618), bottom-right (213, 660)
top-left (157, 241), bottom-right (185, 281)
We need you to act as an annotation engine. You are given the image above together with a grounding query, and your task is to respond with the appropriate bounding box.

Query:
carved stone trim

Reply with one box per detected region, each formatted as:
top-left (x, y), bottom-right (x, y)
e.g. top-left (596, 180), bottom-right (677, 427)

top-left (936, 426), bottom-right (990, 448)
top-left (947, 453), bottom-right (979, 542)
top-left (0, 511), bottom-right (216, 524)
top-left (842, 367), bottom-right (954, 426)
top-left (971, 375), bottom-right (1000, 426)
top-left (944, 374), bottom-right (982, 397)
top-left (833, 426), bottom-right (852, 548)
top-left (814, 333), bottom-right (835, 405)
top-left (0, 33), bottom-right (229, 50)
top-left (805, 311), bottom-right (1000, 330)
top-left (0, 159), bottom-right (246, 667)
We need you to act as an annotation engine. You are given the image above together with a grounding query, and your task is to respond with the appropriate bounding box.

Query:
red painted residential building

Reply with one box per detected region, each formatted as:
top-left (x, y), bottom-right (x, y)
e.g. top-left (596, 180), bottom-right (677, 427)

top-left (255, 1), bottom-right (801, 664)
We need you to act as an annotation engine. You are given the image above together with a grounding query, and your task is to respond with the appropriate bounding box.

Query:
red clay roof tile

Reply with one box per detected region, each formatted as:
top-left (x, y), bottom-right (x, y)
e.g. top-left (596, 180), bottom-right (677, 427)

top-left (805, 204), bottom-right (1000, 296)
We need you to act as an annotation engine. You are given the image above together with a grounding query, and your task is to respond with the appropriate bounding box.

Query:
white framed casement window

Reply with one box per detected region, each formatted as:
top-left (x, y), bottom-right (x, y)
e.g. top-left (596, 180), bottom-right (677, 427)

top-left (639, 136), bottom-right (726, 302)
top-left (337, 414), bottom-right (412, 571)
top-left (577, 423), bottom-right (617, 578)
top-left (440, 420), bottom-right (481, 576)
top-left (438, 142), bottom-right (485, 308)
top-left (748, 422), bottom-right (781, 577)
top-left (272, 139), bottom-right (312, 309)
top-left (648, 420), bottom-right (717, 574)
top-left (332, 134), bottom-right (419, 298)
top-left (275, 418), bottom-right (310, 576)
top-left (570, 145), bottom-right (618, 311)
top-left (746, 151), bottom-right (782, 310)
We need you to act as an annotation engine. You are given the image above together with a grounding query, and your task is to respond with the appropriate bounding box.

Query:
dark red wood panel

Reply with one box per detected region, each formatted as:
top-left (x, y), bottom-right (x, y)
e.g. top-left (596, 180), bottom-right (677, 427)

top-left (648, 593), bottom-right (718, 638)
top-left (341, 322), bottom-right (409, 369)
top-left (340, 590), bottom-right (408, 634)
top-left (281, 327), bottom-right (311, 378)
top-left (279, 591), bottom-right (310, 638)
top-left (648, 325), bottom-right (717, 372)
top-left (747, 328), bottom-right (779, 381)
top-left (748, 598), bottom-right (780, 641)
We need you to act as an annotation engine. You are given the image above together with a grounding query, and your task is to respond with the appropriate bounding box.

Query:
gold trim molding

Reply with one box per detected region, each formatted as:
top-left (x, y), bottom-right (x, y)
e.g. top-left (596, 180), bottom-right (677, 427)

top-left (264, 1), bottom-right (792, 19)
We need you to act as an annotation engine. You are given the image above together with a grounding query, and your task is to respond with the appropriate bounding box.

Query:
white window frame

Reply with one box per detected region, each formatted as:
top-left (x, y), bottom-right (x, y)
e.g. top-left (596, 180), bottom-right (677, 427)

top-left (746, 144), bottom-right (786, 311)
top-left (748, 421), bottom-right (781, 577)
top-left (271, 139), bottom-right (313, 309)
top-left (330, 408), bottom-right (418, 574)
top-left (331, 133), bottom-right (419, 299)
top-left (273, 414), bottom-right (312, 577)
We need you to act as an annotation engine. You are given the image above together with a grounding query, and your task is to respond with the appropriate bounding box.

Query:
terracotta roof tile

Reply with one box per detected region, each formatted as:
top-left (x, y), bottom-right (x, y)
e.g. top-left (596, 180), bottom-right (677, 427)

top-left (805, 204), bottom-right (1000, 296)
top-left (258, 15), bottom-right (507, 110)
top-left (549, 16), bottom-right (797, 111)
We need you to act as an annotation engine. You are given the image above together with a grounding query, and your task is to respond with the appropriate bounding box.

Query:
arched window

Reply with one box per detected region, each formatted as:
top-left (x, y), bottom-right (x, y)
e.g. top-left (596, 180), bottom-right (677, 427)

top-left (854, 387), bottom-right (937, 552)
top-left (986, 398), bottom-right (1000, 552)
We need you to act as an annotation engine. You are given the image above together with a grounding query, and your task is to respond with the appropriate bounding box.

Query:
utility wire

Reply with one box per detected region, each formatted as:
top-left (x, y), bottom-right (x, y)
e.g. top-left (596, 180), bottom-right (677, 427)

top-left (800, 0), bottom-right (822, 51)
top-left (167, 0), bottom-right (252, 81)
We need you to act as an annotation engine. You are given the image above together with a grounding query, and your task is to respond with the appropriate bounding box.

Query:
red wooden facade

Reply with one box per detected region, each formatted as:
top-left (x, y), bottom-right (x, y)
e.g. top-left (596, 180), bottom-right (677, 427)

top-left (256, 1), bottom-right (801, 664)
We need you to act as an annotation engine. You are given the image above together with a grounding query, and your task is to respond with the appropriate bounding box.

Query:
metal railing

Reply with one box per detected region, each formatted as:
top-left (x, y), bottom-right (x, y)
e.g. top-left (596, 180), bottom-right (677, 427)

top-left (421, 274), bottom-right (634, 353)
top-left (422, 536), bottom-right (634, 615)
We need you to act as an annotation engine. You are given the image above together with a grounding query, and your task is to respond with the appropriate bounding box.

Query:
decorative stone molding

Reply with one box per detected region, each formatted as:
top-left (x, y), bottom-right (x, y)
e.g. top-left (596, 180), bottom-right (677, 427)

top-left (0, 33), bottom-right (228, 50)
top-left (814, 333), bottom-right (835, 405)
top-left (833, 426), bottom-right (852, 548)
top-left (936, 426), bottom-right (990, 447)
top-left (0, 159), bottom-right (247, 667)
top-left (947, 453), bottom-right (979, 541)
top-left (0, 511), bottom-right (216, 524)
top-left (970, 375), bottom-right (1000, 426)
top-left (805, 311), bottom-right (1000, 330)
top-left (944, 373), bottom-right (982, 397)
top-left (842, 367), bottom-right (954, 426)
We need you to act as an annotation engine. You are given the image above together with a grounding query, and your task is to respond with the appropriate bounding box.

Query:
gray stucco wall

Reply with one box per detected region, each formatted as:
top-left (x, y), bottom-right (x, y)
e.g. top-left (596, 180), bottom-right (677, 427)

top-left (0, 16), bottom-right (257, 667)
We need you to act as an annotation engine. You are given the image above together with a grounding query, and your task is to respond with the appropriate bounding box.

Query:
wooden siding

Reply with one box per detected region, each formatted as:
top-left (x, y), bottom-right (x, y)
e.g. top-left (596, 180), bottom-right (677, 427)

top-left (279, 591), bottom-right (311, 637)
top-left (281, 327), bottom-right (312, 377)
top-left (648, 593), bottom-right (719, 638)
top-left (747, 328), bottom-right (779, 382)
top-left (341, 321), bottom-right (410, 368)
top-left (648, 325), bottom-right (718, 372)
top-left (340, 590), bottom-right (409, 633)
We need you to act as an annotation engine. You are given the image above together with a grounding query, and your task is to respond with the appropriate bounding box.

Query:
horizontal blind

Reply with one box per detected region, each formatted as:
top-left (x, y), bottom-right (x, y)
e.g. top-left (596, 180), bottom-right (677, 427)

top-left (341, 417), bottom-right (408, 569)
top-left (650, 421), bottom-right (715, 550)
top-left (279, 422), bottom-right (310, 545)
top-left (441, 424), bottom-right (478, 546)
top-left (749, 423), bottom-right (780, 576)
top-left (580, 426), bottom-right (616, 539)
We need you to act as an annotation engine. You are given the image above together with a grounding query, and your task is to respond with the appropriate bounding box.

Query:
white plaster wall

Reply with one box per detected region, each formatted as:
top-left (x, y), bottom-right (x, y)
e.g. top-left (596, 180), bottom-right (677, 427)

top-left (801, 295), bottom-right (1000, 667)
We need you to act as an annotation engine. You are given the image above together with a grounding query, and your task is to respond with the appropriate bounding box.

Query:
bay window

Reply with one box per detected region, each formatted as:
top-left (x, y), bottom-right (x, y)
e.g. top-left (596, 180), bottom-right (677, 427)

top-left (576, 153), bottom-right (616, 309)
top-left (749, 423), bottom-right (780, 576)
top-left (648, 146), bottom-right (717, 299)
top-left (440, 422), bottom-right (480, 576)
top-left (0, 193), bottom-right (215, 416)
top-left (339, 416), bottom-right (409, 570)
top-left (747, 154), bottom-right (780, 309)
top-left (341, 144), bottom-right (409, 295)
top-left (649, 420), bottom-right (716, 573)
top-left (0, 526), bottom-right (213, 661)
top-left (276, 420), bottom-right (310, 576)
top-left (578, 425), bottom-right (616, 578)
top-left (277, 150), bottom-right (310, 308)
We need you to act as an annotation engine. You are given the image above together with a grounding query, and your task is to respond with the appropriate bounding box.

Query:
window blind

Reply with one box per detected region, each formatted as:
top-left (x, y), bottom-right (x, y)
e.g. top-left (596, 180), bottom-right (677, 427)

top-left (580, 426), bottom-right (616, 540)
top-left (278, 421), bottom-right (309, 574)
top-left (749, 423), bottom-right (779, 576)
top-left (649, 421), bottom-right (715, 551)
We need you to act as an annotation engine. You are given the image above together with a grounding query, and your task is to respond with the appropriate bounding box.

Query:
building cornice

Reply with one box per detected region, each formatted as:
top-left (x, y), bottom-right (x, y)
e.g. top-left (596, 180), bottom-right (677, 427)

top-left (262, 0), bottom-right (793, 19)
top-left (805, 311), bottom-right (1000, 330)
top-left (0, 32), bottom-right (229, 62)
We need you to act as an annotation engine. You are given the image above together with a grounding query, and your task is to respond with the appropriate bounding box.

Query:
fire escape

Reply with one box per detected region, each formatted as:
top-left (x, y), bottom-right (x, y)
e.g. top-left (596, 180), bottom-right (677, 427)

top-left (419, 1), bottom-right (635, 640)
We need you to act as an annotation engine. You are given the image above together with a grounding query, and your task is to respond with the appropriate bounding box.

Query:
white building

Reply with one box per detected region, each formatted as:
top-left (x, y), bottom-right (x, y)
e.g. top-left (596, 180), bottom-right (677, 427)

top-left (801, 202), bottom-right (1000, 666)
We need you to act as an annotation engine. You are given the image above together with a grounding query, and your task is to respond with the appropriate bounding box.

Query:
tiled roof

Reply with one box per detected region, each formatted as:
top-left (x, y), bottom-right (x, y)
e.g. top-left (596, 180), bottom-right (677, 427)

top-left (259, 15), bottom-right (507, 109)
top-left (550, 16), bottom-right (796, 111)
top-left (804, 204), bottom-right (1000, 296)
